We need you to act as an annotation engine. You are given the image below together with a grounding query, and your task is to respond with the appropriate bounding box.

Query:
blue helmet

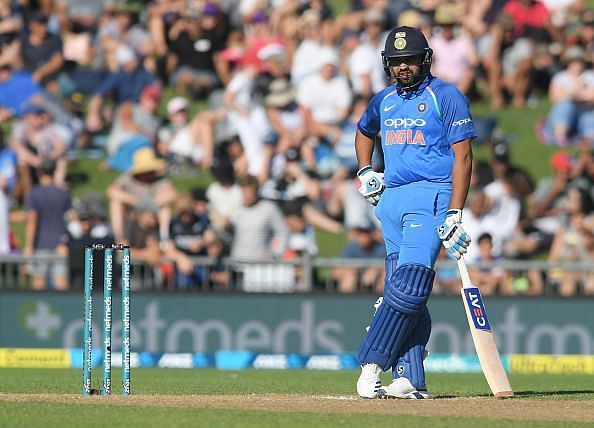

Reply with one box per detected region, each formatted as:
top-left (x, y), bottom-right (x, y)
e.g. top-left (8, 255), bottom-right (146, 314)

top-left (381, 26), bottom-right (433, 83)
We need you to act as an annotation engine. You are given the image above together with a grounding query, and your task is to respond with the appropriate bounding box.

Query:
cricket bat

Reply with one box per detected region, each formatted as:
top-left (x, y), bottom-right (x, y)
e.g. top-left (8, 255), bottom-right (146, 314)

top-left (457, 257), bottom-right (513, 398)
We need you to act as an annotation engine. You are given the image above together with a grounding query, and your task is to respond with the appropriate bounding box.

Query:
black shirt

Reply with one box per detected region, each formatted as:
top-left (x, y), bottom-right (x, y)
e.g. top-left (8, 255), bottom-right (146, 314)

top-left (21, 33), bottom-right (63, 73)
top-left (170, 30), bottom-right (222, 73)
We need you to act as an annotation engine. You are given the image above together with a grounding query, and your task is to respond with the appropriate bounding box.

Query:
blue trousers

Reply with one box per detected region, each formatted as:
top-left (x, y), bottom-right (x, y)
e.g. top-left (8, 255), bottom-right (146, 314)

top-left (359, 181), bottom-right (451, 385)
top-left (375, 181), bottom-right (451, 267)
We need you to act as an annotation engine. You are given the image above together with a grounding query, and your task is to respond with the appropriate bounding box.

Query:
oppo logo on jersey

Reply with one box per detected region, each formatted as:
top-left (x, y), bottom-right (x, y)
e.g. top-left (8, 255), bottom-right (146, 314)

top-left (384, 118), bottom-right (427, 128)
top-left (452, 118), bottom-right (472, 126)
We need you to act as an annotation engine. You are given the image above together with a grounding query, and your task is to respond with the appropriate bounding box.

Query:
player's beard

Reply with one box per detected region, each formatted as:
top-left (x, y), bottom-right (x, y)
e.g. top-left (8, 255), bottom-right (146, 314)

top-left (394, 66), bottom-right (422, 88)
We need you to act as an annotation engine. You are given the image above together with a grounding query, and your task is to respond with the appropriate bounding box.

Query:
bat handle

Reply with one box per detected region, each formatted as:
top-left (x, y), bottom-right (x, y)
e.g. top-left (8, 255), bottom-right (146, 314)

top-left (457, 256), bottom-right (473, 289)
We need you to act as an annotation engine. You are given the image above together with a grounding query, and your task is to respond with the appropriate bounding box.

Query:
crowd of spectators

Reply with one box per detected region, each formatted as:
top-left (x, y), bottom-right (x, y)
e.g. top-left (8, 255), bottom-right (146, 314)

top-left (0, 0), bottom-right (593, 296)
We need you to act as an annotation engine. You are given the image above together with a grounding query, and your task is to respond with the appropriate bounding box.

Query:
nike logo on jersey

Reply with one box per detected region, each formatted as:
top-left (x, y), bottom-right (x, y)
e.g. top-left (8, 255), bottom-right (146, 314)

top-left (384, 104), bottom-right (397, 112)
top-left (411, 223), bottom-right (423, 228)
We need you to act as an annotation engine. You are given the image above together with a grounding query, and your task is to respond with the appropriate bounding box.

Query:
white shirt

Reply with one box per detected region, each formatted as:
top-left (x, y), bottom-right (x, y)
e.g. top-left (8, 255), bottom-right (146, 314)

top-left (297, 73), bottom-right (352, 125)
top-left (482, 180), bottom-right (521, 256)
top-left (206, 182), bottom-right (243, 220)
top-left (291, 39), bottom-right (325, 84)
top-left (550, 69), bottom-right (594, 100)
top-left (348, 42), bottom-right (386, 95)
top-left (226, 70), bottom-right (256, 111)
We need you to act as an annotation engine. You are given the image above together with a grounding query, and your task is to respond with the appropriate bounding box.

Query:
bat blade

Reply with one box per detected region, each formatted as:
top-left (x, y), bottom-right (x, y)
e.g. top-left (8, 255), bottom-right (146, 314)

top-left (457, 258), bottom-right (513, 398)
top-left (461, 286), bottom-right (513, 398)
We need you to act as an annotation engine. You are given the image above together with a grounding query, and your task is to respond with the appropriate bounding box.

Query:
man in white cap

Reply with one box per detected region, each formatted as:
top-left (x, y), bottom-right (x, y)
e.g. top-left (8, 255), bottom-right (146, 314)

top-left (296, 47), bottom-right (352, 159)
top-left (157, 96), bottom-right (223, 170)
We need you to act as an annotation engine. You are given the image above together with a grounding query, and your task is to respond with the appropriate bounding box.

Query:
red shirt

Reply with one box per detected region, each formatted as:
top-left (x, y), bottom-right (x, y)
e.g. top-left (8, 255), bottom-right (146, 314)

top-left (503, 0), bottom-right (550, 37)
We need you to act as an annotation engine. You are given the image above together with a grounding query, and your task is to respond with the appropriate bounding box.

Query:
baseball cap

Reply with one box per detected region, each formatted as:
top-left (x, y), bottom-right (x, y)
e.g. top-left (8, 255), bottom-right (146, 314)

top-left (22, 104), bottom-right (47, 115)
top-left (257, 43), bottom-right (285, 61)
top-left (29, 10), bottom-right (48, 23)
top-left (550, 151), bottom-right (574, 172)
top-left (250, 11), bottom-right (268, 24)
top-left (564, 45), bottom-right (586, 64)
top-left (141, 84), bottom-right (163, 103)
top-left (191, 187), bottom-right (208, 202)
top-left (167, 96), bottom-right (189, 115)
top-left (115, 45), bottom-right (137, 66)
top-left (492, 142), bottom-right (509, 163)
top-left (203, 3), bottom-right (219, 16)
top-left (317, 47), bottom-right (339, 67)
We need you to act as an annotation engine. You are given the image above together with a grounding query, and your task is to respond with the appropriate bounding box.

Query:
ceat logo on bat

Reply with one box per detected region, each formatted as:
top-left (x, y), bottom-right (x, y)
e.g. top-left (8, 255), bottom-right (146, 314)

top-left (464, 287), bottom-right (492, 331)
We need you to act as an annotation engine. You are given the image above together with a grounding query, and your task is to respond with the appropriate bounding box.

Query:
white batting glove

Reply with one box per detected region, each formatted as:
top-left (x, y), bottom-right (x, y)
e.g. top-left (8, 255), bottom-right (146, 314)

top-left (357, 166), bottom-right (385, 206)
top-left (438, 209), bottom-right (471, 260)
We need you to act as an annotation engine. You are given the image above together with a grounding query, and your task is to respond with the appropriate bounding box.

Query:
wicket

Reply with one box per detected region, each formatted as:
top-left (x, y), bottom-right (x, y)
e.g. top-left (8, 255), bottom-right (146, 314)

top-left (82, 243), bottom-right (131, 397)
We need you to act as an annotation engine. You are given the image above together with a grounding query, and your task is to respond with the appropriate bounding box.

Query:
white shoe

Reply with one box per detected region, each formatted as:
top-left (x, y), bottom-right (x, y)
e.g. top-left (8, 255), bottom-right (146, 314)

top-left (357, 363), bottom-right (382, 398)
top-left (377, 377), bottom-right (429, 399)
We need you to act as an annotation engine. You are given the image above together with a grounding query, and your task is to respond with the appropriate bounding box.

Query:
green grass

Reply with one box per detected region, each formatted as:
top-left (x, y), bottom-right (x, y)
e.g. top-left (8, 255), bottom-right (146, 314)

top-left (2, 403), bottom-right (586, 428)
top-left (0, 369), bottom-right (593, 427)
top-left (0, 369), bottom-right (593, 399)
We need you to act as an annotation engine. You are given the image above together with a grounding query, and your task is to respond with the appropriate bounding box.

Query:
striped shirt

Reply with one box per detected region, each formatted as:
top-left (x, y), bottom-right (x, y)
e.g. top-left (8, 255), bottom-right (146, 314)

top-left (231, 200), bottom-right (288, 261)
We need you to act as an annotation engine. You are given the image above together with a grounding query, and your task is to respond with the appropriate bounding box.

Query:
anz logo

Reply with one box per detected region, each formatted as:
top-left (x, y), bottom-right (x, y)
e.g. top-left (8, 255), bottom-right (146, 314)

top-left (384, 118), bottom-right (427, 128)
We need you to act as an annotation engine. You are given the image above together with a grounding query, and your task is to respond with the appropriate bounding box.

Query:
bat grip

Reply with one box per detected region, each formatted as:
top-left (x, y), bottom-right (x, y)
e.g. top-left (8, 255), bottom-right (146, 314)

top-left (457, 257), bottom-right (473, 289)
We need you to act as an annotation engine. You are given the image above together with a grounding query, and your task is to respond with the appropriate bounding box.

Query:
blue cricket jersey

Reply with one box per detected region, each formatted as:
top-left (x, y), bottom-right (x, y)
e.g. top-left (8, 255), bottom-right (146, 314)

top-left (357, 75), bottom-right (477, 187)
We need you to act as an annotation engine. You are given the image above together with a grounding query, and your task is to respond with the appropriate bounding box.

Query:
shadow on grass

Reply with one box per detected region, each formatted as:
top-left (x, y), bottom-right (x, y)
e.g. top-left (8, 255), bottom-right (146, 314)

top-left (512, 390), bottom-right (594, 398)
top-left (431, 390), bottom-right (594, 399)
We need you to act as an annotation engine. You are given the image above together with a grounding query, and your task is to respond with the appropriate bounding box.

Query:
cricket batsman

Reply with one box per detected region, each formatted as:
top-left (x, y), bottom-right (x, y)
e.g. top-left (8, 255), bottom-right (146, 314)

top-left (355, 26), bottom-right (476, 399)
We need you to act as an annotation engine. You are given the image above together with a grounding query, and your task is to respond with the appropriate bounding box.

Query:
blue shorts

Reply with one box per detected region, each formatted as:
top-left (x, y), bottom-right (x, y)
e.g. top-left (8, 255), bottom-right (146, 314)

top-left (375, 181), bottom-right (451, 268)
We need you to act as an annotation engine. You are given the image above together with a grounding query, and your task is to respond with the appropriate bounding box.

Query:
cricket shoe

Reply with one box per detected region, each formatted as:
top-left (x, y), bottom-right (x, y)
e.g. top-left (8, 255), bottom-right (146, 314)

top-left (377, 377), bottom-right (429, 399)
top-left (356, 363), bottom-right (382, 399)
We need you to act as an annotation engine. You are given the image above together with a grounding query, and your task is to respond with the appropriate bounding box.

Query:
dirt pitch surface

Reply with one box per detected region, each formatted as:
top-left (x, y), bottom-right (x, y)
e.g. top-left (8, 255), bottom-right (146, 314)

top-left (1, 393), bottom-right (593, 422)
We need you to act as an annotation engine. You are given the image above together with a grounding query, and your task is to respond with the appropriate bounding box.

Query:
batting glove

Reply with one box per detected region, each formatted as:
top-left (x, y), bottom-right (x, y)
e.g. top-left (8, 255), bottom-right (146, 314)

top-left (357, 166), bottom-right (385, 206)
top-left (438, 209), bottom-right (471, 260)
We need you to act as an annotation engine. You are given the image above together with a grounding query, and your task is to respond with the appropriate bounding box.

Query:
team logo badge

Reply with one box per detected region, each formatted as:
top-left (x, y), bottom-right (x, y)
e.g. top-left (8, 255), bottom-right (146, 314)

top-left (397, 366), bottom-right (404, 376)
top-left (418, 102), bottom-right (427, 113)
top-left (394, 38), bottom-right (406, 50)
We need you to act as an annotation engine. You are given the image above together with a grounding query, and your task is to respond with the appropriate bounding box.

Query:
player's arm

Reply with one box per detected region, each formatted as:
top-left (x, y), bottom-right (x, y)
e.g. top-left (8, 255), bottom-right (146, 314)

top-left (438, 85), bottom-right (477, 260)
top-left (449, 138), bottom-right (473, 210)
top-left (355, 129), bottom-right (374, 169)
top-left (355, 93), bottom-right (384, 206)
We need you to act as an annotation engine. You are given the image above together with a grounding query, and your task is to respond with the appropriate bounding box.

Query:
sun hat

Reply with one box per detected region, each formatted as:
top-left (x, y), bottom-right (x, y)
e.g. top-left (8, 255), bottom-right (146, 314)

top-left (130, 148), bottom-right (166, 175)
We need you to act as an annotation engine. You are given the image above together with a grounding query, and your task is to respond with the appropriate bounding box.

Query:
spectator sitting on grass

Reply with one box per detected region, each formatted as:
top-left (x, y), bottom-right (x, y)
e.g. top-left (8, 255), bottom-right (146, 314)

top-left (157, 96), bottom-right (223, 171)
top-left (107, 147), bottom-right (178, 242)
top-left (104, 84), bottom-right (162, 172)
top-left (86, 44), bottom-right (157, 133)
top-left (10, 104), bottom-right (71, 200)
top-left (541, 46), bottom-right (594, 146)
top-left (21, 12), bottom-right (64, 91)
top-left (166, 8), bottom-right (225, 98)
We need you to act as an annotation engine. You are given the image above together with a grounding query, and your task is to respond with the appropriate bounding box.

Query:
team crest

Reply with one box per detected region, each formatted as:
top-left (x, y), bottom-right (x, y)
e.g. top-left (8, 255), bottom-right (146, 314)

top-left (394, 38), bottom-right (406, 50)
top-left (418, 102), bottom-right (427, 113)
top-left (397, 366), bottom-right (404, 376)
